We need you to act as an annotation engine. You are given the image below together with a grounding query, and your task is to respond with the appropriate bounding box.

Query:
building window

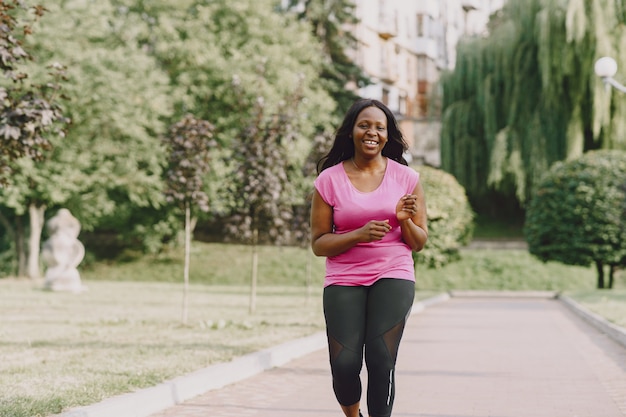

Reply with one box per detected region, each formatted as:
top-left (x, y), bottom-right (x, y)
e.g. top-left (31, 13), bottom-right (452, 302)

top-left (417, 56), bottom-right (427, 80)
top-left (399, 94), bottom-right (407, 115)
top-left (416, 13), bottom-right (424, 37)
top-left (382, 88), bottom-right (390, 106)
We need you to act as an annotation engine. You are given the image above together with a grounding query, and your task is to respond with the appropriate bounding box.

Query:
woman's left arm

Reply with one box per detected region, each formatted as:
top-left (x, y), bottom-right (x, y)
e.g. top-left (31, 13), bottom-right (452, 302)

top-left (396, 181), bottom-right (428, 252)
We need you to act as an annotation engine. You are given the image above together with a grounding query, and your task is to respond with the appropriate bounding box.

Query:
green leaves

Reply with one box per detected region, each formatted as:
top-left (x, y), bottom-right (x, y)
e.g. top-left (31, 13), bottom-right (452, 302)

top-left (525, 150), bottom-right (626, 287)
top-left (0, 0), bottom-right (340, 258)
top-left (414, 165), bottom-right (475, 268)
top-left (441, 0), bottom-right (626, 211)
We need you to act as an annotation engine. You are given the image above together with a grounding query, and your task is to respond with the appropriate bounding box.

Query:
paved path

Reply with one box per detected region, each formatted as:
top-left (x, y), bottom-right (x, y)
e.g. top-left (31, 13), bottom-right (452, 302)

top-left (150, 297), bottom-right (626, 417)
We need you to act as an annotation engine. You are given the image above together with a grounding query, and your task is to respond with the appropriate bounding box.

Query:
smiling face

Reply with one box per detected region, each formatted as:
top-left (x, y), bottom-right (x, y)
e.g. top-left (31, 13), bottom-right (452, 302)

top-left (352, 106), bottom-right (388, 158)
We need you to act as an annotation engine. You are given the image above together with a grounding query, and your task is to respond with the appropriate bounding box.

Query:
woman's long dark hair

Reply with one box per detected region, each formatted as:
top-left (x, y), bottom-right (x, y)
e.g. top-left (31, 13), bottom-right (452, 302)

top-left (317, 98), bottom-right (409, 173)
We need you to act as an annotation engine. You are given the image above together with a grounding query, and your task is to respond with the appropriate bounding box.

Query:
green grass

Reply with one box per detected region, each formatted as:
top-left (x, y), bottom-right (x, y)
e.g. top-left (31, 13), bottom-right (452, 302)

top-left (1, 241), bottom-right (625, 417)
top-left (1, 280), bottom-right (327, 417)
top-left (472, 213), bottom-right (525, 239)
top-left (415, 248), bottom-right (600, 291)
top-left (564, 289), bottom-right (626, 328)
top-left (81, 243), bottom-right (327, 286)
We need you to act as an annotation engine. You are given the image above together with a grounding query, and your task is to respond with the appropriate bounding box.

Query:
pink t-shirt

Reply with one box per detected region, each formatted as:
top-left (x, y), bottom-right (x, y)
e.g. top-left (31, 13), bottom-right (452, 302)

top-left (314, 158), bottom-right (420, 287)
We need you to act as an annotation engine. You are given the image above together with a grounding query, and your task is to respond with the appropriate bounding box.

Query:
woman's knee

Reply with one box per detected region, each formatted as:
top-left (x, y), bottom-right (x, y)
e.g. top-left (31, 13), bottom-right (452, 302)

top-left (331, 347), bottom-right (363, 380)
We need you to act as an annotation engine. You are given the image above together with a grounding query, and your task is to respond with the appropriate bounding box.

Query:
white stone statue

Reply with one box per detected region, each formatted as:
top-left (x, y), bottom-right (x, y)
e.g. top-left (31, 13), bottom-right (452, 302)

top-left (41, 209), bottom-right (86, 293)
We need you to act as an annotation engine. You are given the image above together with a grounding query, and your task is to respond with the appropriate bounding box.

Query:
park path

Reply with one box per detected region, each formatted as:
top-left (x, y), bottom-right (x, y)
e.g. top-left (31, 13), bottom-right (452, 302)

top-left (149, 296), bottom-right (626, 417)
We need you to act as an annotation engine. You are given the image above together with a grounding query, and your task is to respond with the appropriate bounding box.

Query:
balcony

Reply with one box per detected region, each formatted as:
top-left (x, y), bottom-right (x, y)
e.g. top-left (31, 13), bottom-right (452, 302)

top-left (378, 12), bottom-right (397, 40)
top-left (380, 63), bottom-right (398, 84)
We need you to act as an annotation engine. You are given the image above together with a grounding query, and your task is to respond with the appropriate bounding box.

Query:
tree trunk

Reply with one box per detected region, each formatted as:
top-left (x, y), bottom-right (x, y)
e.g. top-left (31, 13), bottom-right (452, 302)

top-left (249, 228), bottom-right (258, 314)
top-left (608, 264), bottom-right (616, 289)
top-left (0, 211), bottom-right (17, 276)
top-left (27, 203), bottom-right (46, 279)
top-left (181, 202), bottom-right (191, 325)
top-left (15, 216), bottom-right (26, 277)
top-left (595, 260), bottom-right (605, 289)
top-left (596, 261), bottom-right (605, 290)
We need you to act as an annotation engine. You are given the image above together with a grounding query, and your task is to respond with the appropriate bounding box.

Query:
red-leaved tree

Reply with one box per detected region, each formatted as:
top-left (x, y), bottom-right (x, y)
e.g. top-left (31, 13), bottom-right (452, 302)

top-left (163, 114), bottom-right (216, 324)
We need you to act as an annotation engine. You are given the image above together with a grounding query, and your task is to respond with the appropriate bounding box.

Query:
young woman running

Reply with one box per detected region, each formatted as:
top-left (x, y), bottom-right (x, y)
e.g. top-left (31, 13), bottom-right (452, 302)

top-left (310, 98), bottom-right (428, 417)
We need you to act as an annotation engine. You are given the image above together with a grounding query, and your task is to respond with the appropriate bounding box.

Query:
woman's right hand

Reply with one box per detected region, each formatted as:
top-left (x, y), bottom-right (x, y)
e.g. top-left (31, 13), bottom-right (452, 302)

top-left (357, 220), bottom-right (391, 242)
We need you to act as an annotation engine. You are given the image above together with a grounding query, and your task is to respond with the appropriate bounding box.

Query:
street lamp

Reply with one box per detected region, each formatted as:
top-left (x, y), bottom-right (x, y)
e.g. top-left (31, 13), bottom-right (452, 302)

top-left (594, 56), bottom-right (626, 93)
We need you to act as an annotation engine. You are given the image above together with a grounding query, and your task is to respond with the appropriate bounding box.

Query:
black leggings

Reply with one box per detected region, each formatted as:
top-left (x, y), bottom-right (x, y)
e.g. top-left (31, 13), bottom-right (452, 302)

top-left (323, 278), bottom-right (415, 417)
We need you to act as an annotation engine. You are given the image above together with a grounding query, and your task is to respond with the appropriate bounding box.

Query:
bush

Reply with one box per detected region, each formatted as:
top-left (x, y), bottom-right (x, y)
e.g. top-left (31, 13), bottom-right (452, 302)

top-left (413, 165), bottom-right (475, 268)
top-left (524, 150), bottom-right (626, 288)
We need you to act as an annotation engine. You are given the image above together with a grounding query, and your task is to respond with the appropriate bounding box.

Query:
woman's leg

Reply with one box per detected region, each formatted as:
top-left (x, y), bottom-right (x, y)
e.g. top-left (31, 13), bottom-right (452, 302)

top-left (364, 279), bottom-right (415, 417)
top-left (323, 285), bottom-right (368, 417)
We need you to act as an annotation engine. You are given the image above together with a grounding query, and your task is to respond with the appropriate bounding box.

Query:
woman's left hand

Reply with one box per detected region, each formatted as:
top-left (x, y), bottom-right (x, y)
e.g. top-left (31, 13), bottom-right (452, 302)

top-left (396, 194), bottom-right (418, 222)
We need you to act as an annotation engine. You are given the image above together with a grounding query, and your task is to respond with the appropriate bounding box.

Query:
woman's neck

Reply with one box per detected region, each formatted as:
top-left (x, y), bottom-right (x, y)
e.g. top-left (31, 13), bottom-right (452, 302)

top-left (351, 156), bottom-right (386, 172)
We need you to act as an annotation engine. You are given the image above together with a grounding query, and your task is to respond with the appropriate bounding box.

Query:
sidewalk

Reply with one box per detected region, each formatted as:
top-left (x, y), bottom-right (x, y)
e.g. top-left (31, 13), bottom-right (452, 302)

top-left (146, 295), bottom-right (626, 417)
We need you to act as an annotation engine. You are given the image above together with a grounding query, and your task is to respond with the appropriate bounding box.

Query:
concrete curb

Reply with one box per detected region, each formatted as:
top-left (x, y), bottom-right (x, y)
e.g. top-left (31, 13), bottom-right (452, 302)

top-left (557, 294), bottom-right (626, 350)
top-left (57, 293), bottom-right (450, 417)
top-left (449, 290), bottom-right (558, 298)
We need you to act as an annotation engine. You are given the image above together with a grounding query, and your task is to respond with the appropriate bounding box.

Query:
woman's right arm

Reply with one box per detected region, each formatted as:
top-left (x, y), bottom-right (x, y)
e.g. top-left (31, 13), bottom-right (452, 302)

top-left (310, 189), bottom-right (391, 257)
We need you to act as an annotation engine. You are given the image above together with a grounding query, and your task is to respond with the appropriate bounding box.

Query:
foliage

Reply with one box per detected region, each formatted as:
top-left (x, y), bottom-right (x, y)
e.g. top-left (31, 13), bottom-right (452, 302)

top-left (163, 114), bottom-right (216, 323)
top-left (441, 0), bottom-right (626, 213)
top-left (414, 165), bottom-right (475, 268)
top-left (122, 0), bottom-right (335, 146)
top-left (21, 0), bottom-right (173, 229)
top-left (223, 80), bottom-right (306, 246)
top-left (81, 0), bottom-right (333, 252)
top-left (291, 132), bottom-right (335, 248)
top-left (0, 0), bottom-right (174, 272)
top-left (163, 114), bottom-right (216, 212)
top-left (284, 0), bottom-right (371, 117)
top-left (524, 150), bottom-right (626, 288)
top-left (0, 1), bottom-right (69, 185)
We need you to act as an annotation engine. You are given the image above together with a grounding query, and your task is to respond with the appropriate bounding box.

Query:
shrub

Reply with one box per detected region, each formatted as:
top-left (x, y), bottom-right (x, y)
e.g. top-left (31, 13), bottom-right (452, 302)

top-left (524, 150), bottom-right (626, 289)
top-left (414, 165), bottom-right (475, 268)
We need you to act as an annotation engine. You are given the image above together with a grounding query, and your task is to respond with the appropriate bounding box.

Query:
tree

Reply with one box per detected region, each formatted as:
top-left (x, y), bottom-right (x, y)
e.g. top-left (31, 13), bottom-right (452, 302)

top-left (291, 131), bottom-right (334, 298)
top-left (122, 0), bottom-right (335, 146)
top-left (163, 114), bottom-right (216, 324)
top-left (284, 0), bottom-right (371, 117)
top-left (116, 0), bottom-right (336, 241)
top-left (440, 0), bottom-right (626, 215)
top-left (0, 1), bottom-right (69, 185)
top-left (0, 0), bottom-right (174, 277)
top-left (524, 150), bottom-right (626, 289)
top-left (223, 76), bottom-right (306, 313)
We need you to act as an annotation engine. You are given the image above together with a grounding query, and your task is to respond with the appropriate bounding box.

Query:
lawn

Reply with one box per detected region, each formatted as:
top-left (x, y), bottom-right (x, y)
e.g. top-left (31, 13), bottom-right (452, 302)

top-left (1, 242), bottom-right (625, 417)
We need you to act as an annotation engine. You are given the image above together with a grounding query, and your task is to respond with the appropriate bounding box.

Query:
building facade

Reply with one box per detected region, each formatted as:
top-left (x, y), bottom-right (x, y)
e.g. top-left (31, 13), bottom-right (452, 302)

top-left (349, 0), bottom-right (505, 167)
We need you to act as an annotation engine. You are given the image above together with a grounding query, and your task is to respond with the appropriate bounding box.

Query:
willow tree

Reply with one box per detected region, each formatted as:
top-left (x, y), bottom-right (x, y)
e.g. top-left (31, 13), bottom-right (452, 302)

top-left (441, 0), bottom-right (626, 214)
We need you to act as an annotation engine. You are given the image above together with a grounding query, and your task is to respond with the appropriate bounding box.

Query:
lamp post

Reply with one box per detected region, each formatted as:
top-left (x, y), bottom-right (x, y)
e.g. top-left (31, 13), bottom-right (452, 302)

top-left (594, 56), bottom-right (626, 93)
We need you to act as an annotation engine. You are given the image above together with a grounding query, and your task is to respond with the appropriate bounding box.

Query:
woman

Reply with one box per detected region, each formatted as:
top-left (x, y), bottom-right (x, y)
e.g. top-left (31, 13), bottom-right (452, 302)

top-left (310, 98), bottom-right (428, 417)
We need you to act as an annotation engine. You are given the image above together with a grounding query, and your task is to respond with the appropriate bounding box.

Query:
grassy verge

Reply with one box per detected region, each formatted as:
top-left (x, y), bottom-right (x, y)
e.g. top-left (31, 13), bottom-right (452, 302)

top-left (416, 248), bottom-right (601, 291)
top-left (1, 242), bottom-right (625, 417)
top-left (564, 289), bottom-right (626, 328)
top-left (1, 280), bottom-right (327, 417)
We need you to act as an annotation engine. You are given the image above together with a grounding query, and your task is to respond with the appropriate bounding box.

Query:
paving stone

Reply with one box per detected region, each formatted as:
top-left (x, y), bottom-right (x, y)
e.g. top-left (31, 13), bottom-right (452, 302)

top-left (149, 298), bottom-right (626, 417)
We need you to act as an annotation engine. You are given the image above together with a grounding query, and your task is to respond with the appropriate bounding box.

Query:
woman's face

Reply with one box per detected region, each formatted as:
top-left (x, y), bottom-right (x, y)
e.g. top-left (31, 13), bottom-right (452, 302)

top-left (352, 106), bottom-right (388, 158)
